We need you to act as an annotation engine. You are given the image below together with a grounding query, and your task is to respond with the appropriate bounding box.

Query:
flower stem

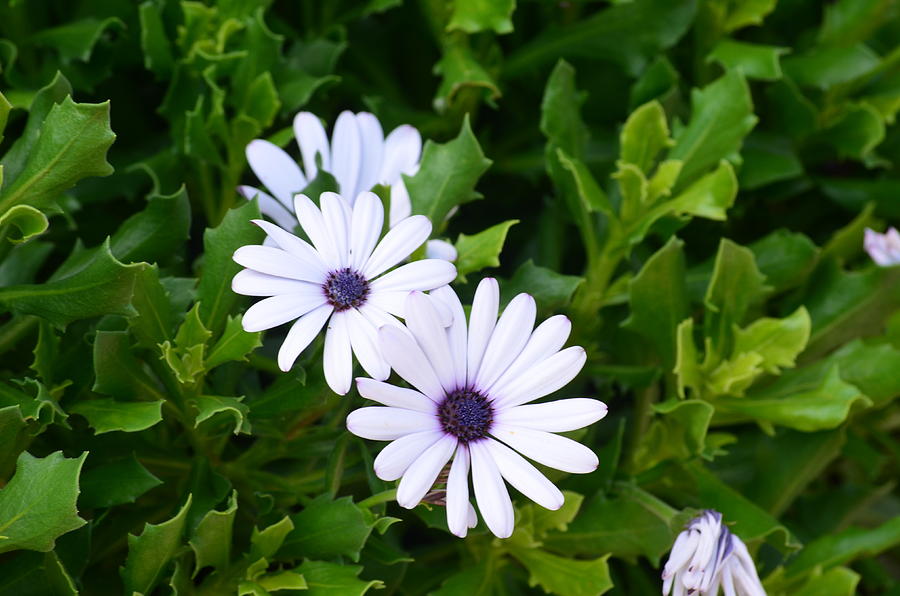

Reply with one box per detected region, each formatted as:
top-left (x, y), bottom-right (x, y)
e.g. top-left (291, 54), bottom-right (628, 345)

top-left (358, 488), bottom-right (397, 509)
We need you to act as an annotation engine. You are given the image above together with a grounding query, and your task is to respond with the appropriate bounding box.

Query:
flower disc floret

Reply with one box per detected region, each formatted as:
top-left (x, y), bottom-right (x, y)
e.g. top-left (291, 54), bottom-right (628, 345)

top-left (438, 389), bottom-right (493, 442)
top-left (324, 268), bottom-right (369, 311)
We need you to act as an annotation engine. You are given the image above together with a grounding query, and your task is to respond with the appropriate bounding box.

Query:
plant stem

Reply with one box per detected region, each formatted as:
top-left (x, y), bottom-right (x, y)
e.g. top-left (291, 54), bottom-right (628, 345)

top-left (358, 488), bottom-right (397, 509)
top-left (624, 383), bottom-right (659, 473)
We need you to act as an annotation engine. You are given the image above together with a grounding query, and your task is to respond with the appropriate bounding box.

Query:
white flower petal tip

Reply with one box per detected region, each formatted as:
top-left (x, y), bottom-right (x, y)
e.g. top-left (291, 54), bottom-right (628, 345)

top-left (864, 227), bottom-right (900, 267)
top-left (425, 239), bottom-right (458, 262)
top-left (661, 510), bottom-right (766, 596)
top-left (347, 279), bottom-right (605, 539)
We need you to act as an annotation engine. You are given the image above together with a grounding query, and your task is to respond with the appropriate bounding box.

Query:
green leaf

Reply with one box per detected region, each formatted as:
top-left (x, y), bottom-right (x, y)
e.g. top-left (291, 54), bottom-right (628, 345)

top-left (623, 237), bottom-right (688, 370)
top-left (787, 566), bottom-right (860, 596)
top-left (79, 454), bottom-right (162, 509)
top-left (431, 561), bottom-right (496, 596)
top-left (406, 116), bottom-right (492, 228)
top-left (703, 238), bottom-right (767, 355)
top-left (205, 315), bottom-right (262, 369)
top-left (719, 366), bottom-right (871, 432)
top-left (739, 132), bottom-right (804, 190)
top-left (716, 0), bottom-right (777, 32)
top-left (732, 307), bottom-right (811, 374)
top-left (454, 220), bottom-right (517, 282)
top-left (93, 330), bottom-right (165, 401)
top-left (501, 260), bottom-right (584, 312)
top-left (541, 60), bottom-right (588, 160)
top-left (0, 451), bottom-right (87, 554)
top-left (635, 399), bottom-right (715, 469)
top-left (110, 186), bottom-right (191, 264)
top-left (30, 17), bottom-right (124, 62)
top-left (121, 495), bottom-right (192, 595)
top-left (707, 40), bottom-right (786, 81)
top-left (667, 71), bottom-right (757, 187)
top-left (0, 551), bottom-right (78, 596)
top-left (433, 40), bottom-right (501, 112)
top-left (193, 395), bottom-right (250, 435)
top-left (197, 200), bottom-right (264, 335)
top-left (70, 399), bottom-right (164, 434)
top-left (619, 100), bottom-right (672, 173)
top-left (0, 205), bottom-right (48, 244)
top-left (0, 240), bottom-right (144, 328)
top-left (161, 303), bottom-right (213, 384)
top-left (296, 560), bottom-right (383, 596)
top-left (748, 229), bottom-right (819, 293)
top-left (0, 90), bottom-right (10, 144)
top-left (785, 515), bottom-right (900, 577)
top-left (447, 0), bottom-right (515, 34)
top-left (190, 491), bottom-right (237, 576)
top-left (507, 547), bottom-right (612, 596)
top-left (138, 1), bottom-right (175, 78)
top-left (250, 516), bottom-right (294, 560)
top-left (505, 0), bottom-right (696, 77)
top-left (280, 496), bottom-right (376, 562)
top-left (783, 44), bottom-right (880, 90)
top-left (0, 96), bottom-right (115, 216)
top-left (129, 266), bottom-right (178, 349)
top-left (544, 484), bottom-right (679, 565)
top-left (821, 102), bottom-right (885, 160)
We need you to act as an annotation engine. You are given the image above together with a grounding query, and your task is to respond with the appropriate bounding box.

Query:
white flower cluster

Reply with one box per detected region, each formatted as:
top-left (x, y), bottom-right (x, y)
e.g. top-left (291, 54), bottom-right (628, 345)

top-left (662, 510), bottom-right (766, 596)
top-left (231, 111), bottom-right (608, 538)
top-left (865, 227), bottom-right (900, 267)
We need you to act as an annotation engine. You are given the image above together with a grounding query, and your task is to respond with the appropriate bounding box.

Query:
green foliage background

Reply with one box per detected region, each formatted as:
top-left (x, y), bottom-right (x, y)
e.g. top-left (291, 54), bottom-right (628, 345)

top-left (1, 0), bottom-right (900, 594)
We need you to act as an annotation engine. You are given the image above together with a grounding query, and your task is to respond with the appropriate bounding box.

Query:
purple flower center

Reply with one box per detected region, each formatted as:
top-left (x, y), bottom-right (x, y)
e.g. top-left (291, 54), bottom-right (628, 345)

top-left (323, 268), bottom-right (369, 311)
top-left (438, 388), bottom-right (493, 443)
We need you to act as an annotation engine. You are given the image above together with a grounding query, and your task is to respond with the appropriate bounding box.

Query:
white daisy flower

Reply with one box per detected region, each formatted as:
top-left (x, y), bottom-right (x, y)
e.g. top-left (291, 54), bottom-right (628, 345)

top-left (864, 227), bottom-right (900, 267)
top-left (662, 510), bottom-right (767, 596)
top-left (231, 191), bottom-right (457, 395)
top-left (346, 278), bottom-right (608, 539)
top-left (238, 110), bottom-right (455, 260)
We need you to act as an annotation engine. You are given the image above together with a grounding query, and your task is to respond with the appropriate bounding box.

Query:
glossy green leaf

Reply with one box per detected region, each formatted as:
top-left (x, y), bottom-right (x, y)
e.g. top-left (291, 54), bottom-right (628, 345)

top-left (110, 186), bottom-right (191, 264)
top-left (619, 100), bottom-right (672, 173)
top-left (190, 491), bottom-right (237, 576)
top-left (668, 71), bottom-right (757, 187)
top-left (296, 560), bottom-right (383, 596)
top-left (250, 516), bottom-right (294, 560)
top-left (205, 315), bottom-right (262, 369)
top-left (748, 229), bottom-right (819, 293)
top-left (79, 454), bottom-right (162, 509)
top-left (635, 399), bottom-right (715, 468)
top-left (739, 132), bottom-right (804, 190)
top-left (70, 399), bottom-right (164, 434)
top-left (30, 17), bottom-right (124, 62)
top-left (121, 495), bottom-right (192, 595)
top-left (0, 451), bottom-right (87, 554)
top-left (786, 515), bottom-right (900, 577)
top-left (707, 40), bottom-right (786, 81)
top-left (138, 1), bottom-right (174, 78)
top-left (448, 0), bottom-right (515, 34)
top-left (433, 41), bottom-right (501, 112)
top-left (0, 240), bottom-right (144, 328)
top-left (623, 237), bottom-right (687, 370)
top-left (508, 547), bottom-right (612, 596)
top-left (280, 496), bottom-right (376, 562)
top-left (732, 307), bottom-right (811, 374)
top-left (93, 330), bottom-right (165, 401)
top-left (501, 260), bottom-right (584, 312)
top-left (0, 551), bottom-right (78, 596)
top-left (454, 219), bottom-right (518, 282)
top-left (129, 266), bottom-right (178, 349)
top-left (193, 395), bottom-right (250, 435)
top-left (783, 44), bottom-right (880, 90)
top-left (406, 116), bottom-right (492, 228)
top-left (198, 200), bottom-right (264, 335)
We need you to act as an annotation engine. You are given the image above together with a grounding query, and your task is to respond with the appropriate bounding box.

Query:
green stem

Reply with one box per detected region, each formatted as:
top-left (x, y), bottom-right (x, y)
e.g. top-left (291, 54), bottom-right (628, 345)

top-left (624, 383), bottom-right (659, 473)
top-left (358, 488), bottom-right (397, 509)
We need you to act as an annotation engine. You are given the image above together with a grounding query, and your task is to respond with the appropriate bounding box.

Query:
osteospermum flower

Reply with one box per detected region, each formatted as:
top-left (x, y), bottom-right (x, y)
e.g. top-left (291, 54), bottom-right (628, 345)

top-left (662, 510), bottom-right (766, 596)
top-left (346, 278), bottom-right (608, 538)
top-left (239, 110), bottom-right (456, 260)
top-left (231, 191), bottom-right (457, 395)
top-left (864, 227), bottom-right (900, 267)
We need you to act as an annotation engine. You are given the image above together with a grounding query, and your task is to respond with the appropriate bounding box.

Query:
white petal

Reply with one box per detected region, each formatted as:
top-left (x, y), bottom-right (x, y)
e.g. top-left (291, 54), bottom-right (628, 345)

top-left (496, 399), bottom-right (608, 432)
top-left (429, 286), bottom-right (467, 387)
top-left (363, 215), bottom-right (433, 279)
top-left (425, 239), bottom-right (457, 262)
top-left (323, 311), bottom-right (353, 395)
top-left (354, 112), bottom-right (385, 197)
top-left (446, 446), bottom-right (471, 538)
top-left (238, 186), bottom-right (297, 230)
top-left (405, 292), bottom-right (457, 393)
top-left (294, 111), bottom-right (331, 180)
top-left (331, 111), bottom-right (362, 199)
top-left (232, 270), bottom-right (320, 297)
top-left (380, 125), bottom-right (421, 182)
top-left (347, 407), bottom-right (440, 440)
top-left (293, 194), bottom-right (340, 269)
top-left (489, 315), bottom-right (572, 393)
top-left (233, 245), bottom-right (324, 283)
top-left (389, 178), bottom-right (413, 226)
top-left (490, 424), bottom-right (598, 474)
top-left (277, 304), bottom-right (333, 371)
top-left (373, 430), bottom-right (444, 481)
top-left (345, 308), bottom-right (390, 381)
top-left (467, 278), bottom-right (499, 386)
top-left (396, 435), bottom-right (457, 508)
top-left (378, 326), bottom-right (445, 402)
top-left (246, 139), bottom-right (307, 205)
top-left (467, 504), bottom-right (478, 528)
top-left (469, 440), bottom-right (514, 539)
top-left (356, 378), bottom-right (435, 413)
top-left (491, 346), bottom-right (587, 409)
top-left (357, 302), bottom-right (409, 335)
top-left (484, 438), bottom-right (564, 511)
top-left (252, 219), bottom-right (328, 279)
top-left (475, 294), bottom-right (536, 389)
top-left (369, 260), bottom-right (457, 294)
top-left (242, 292), bottom-right (327, 332)
top-left (366, 290), bottom-right (411, 319)
top-left (319, 192), bottom-right (351, 268)
top-left (349, 192), bottom-right (384, 270)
